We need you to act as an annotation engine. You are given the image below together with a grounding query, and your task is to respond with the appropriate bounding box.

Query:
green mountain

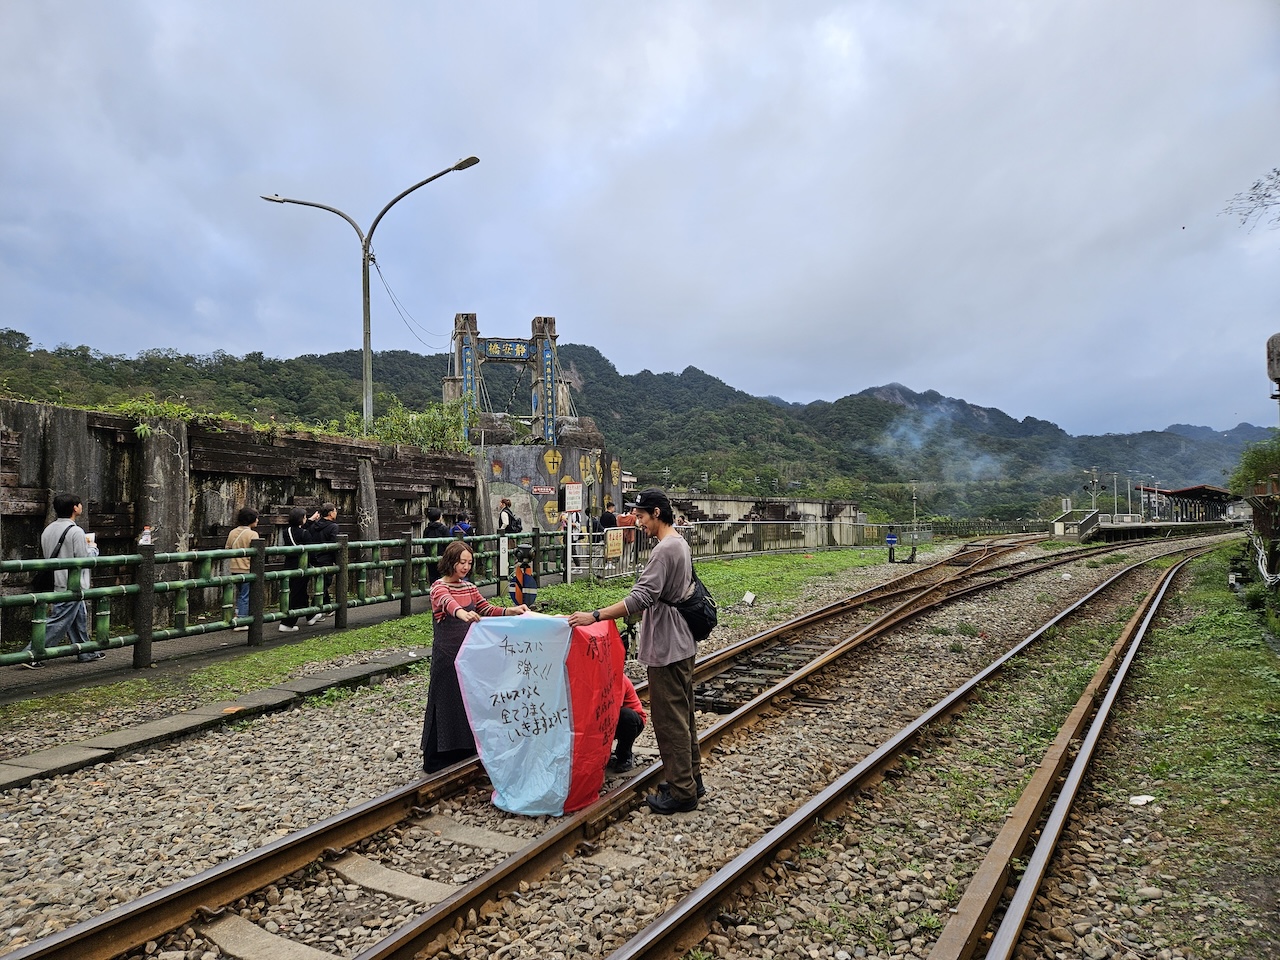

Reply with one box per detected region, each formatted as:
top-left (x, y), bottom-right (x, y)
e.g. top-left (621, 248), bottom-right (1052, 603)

top-left (0, 329), bottom-right (1265, 520)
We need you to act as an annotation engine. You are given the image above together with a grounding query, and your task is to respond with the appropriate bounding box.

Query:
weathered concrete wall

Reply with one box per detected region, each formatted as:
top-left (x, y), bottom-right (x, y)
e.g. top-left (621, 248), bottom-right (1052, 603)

top-left (2, 398), bottom-right (625, 564)
top-left (0, 399), bottom-right (483, 563)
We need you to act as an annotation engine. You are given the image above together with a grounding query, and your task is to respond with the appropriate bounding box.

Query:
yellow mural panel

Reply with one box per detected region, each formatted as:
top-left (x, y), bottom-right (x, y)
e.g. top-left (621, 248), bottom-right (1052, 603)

top-left (542, 501), bottom-right (560, 526)
top-left (543, 449), bottom-right (562, 476)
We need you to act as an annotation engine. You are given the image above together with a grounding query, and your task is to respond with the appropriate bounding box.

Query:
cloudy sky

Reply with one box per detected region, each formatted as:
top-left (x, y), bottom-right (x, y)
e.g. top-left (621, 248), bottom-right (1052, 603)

top-left (2, 1), bottom-right (1278, 435)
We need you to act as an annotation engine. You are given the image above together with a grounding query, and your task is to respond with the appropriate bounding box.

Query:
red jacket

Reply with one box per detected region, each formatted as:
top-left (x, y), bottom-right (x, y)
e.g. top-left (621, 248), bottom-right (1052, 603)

top-left (620, 675), bottom-right (646, 725)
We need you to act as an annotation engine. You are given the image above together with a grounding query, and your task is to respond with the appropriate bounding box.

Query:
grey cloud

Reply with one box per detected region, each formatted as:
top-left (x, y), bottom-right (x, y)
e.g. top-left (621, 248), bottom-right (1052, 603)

top-left (0, 0), bottom-right (1277, 435)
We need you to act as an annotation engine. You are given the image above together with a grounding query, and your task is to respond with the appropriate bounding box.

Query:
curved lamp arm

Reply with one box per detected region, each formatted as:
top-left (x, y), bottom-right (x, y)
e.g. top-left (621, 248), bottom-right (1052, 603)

top-left (366, 156), bottom-right (479, 247)
top-left (259, 195), bottom-right (366, 244)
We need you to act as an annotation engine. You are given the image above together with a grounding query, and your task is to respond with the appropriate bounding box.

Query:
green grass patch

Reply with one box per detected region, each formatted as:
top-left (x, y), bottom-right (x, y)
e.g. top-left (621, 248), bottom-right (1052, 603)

top-left (0, 550), bottom-right (902, 737)
top-left (536, 549), bottom-right (909, 619)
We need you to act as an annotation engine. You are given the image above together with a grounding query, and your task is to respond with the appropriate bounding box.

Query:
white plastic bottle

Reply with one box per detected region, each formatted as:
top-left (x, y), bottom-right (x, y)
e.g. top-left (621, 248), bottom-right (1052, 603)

top-left (138, 526), bottom-right (153, 546)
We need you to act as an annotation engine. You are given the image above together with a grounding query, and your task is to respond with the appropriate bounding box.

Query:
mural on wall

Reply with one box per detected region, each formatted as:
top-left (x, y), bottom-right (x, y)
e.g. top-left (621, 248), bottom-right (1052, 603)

top-left (482, 444), bottom-right (622, 534)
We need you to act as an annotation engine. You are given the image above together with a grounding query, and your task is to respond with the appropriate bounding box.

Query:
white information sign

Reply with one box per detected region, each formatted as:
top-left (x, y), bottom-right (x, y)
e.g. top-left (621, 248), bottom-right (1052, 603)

top-left (563, 482), bottom-right (583, 513)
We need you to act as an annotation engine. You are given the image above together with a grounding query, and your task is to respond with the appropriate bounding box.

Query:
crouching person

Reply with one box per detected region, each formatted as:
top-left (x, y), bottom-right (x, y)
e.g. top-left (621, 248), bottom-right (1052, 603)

top-left (608, 675), bottom-right (647, 773)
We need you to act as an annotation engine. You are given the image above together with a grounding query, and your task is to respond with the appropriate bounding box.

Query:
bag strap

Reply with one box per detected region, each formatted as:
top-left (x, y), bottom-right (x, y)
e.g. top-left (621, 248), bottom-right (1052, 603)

top-left (47, 522), bottom-right (74, 560)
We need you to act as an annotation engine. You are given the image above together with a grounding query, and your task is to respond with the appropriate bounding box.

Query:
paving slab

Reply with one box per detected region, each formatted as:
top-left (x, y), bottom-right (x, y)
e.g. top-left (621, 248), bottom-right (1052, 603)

top-left (80, 711), bottom-right (230, 752)
top-left (15, 744), bottom-right (114, 777)
top-left (190, 688), bottom-right (299, 717)
top-left (0, 761), bottom-right (48, 790)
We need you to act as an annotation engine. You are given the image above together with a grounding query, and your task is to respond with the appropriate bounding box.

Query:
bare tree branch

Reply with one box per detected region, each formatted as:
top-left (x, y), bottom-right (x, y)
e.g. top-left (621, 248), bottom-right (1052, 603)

top-left (1224, 167), bottom-right (1280, 230)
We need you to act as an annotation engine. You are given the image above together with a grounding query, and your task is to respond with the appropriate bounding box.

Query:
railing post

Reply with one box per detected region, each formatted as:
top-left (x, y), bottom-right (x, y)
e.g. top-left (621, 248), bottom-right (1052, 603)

top-left (134, 544), bottom-right (155, 668)
top-left (401, 534), bottom-right (414, 617)
top-left (336, 535), bottom-right (349, 630)
top-left (248, 539), bottom-right (266, 646)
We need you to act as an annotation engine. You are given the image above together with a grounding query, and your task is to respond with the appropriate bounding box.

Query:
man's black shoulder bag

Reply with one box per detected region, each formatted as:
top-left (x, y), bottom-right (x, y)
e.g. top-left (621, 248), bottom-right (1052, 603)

top-left (673, 562), bottom-right (718, 642)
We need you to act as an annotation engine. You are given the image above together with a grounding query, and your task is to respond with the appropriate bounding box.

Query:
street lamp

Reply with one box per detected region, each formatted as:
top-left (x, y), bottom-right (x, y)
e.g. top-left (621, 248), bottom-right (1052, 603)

top-left (261, 156), bottom-right (479, 431)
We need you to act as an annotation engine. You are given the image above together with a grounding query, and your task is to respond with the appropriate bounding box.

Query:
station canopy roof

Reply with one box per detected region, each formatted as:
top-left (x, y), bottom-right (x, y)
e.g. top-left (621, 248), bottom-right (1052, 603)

top-left (1133, 484), bottom-right (1236, 502)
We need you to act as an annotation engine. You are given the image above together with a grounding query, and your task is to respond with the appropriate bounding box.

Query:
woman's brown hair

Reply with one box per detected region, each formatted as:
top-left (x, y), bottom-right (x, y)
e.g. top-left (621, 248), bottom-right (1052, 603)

top-left (438, 539), bottom-right (474, 578)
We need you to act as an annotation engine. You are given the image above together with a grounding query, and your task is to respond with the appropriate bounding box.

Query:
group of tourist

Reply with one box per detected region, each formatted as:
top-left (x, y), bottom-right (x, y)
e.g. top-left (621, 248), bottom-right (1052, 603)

top-left (222, 503), bottom-right (339, 632)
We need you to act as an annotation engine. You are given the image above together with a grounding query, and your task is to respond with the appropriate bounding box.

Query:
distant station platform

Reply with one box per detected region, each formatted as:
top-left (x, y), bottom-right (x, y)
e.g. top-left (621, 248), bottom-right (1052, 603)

top-left (1055, 484), bottom-right (1242, 542)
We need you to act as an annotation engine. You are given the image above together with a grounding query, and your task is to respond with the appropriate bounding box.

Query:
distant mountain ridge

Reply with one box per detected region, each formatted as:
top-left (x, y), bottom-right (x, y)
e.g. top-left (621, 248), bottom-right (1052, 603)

top-left (0, 327), bottom-right (1266, 519)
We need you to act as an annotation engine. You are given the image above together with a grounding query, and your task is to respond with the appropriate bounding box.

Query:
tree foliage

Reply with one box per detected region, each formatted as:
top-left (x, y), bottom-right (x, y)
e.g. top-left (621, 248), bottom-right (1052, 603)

top-left (1229, 432), bottom-right (1280, 494)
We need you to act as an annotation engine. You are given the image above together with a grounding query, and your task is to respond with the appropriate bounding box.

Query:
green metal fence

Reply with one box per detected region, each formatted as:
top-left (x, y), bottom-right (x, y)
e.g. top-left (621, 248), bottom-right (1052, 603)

top-left (0, 531), bottom-right (561, 669)
top-left (2, 518), bottom-right (963, 669)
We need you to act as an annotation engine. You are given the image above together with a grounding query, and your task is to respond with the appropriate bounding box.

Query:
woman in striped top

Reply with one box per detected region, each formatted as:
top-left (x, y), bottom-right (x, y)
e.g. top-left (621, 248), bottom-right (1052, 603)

top-left (421, 540), bottom-right (528, 772)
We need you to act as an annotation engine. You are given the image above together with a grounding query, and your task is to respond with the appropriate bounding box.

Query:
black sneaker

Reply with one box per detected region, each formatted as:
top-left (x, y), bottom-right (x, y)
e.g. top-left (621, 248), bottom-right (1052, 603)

top-left (647, 790), bottom-right (697, 815)
top-left (77, 651), bottom-right (106, 662)
top-left (658, 776), bottom-right (706, 798)
top-left (18, 661), bottom-right (41, 670)
top-left (606, 754), bottom-right (635, 774)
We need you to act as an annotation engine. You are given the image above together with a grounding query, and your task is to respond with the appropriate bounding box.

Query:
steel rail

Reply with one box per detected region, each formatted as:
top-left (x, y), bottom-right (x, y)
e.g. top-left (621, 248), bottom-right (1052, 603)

top-left (979, 550), bottom-right (1202, 960)
top-left (1, 542), bottom-right (1005, 960)
top-left (602, 548), bottom-right (1204, 960)
top-left (928, 548), bottom-right (1209, 960)
top-left (346, 539), bottom-right (1145, 959)
top-left (1, 763), bottom-right (489, 960)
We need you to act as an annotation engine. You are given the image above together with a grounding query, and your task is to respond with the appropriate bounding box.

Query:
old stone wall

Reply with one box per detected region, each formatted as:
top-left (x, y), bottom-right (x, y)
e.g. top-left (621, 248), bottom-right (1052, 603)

top-left (0, 398), bottom-right (481, 565)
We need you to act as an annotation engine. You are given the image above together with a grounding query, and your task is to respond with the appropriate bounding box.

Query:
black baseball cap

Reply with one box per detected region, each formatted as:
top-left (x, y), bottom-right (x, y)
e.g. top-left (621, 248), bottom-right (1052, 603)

top-left (625, 487), bottom-right (670, 512)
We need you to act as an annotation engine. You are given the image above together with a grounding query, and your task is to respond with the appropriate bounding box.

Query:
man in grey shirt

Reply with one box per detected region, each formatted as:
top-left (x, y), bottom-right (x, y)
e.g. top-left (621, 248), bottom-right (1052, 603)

top-left (569, 487), bottom-right (702, 814)
top-left (26, 492), bottom-right (103, 666)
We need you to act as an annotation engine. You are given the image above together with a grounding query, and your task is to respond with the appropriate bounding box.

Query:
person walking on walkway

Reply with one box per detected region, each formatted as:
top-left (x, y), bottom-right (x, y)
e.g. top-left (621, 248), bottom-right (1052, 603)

top-left (278, 507), bottom-right (310, 632)
top-left (568, 488), bottom-right (702, 814)
top-left (496, 498), bottom-right (516, 535)
top-left (306, 503), bottom-right (339, 623)
top-left (225, 507), bottom-right (260, 631)
top-left (25, 492), bottom-right (104, 666)
top-left (424, 506), bottom-right (451, 584)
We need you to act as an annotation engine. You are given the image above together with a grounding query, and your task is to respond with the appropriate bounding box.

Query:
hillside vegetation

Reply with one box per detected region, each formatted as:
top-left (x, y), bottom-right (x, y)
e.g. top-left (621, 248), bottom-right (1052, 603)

top-left (0, 328), bottom-right (1266, 521)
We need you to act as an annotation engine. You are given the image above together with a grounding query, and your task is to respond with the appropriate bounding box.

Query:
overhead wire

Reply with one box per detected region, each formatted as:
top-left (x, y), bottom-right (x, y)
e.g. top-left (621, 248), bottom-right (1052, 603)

top-left (371, 256), bottom-right (449, 351)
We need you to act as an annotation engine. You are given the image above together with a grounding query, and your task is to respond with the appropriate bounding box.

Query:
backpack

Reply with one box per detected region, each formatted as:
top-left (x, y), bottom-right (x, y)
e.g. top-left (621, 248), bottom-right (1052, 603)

top-left (507, 515), bottom-right (523, 533)
top-left (672, 563), bottom-right (717, 642)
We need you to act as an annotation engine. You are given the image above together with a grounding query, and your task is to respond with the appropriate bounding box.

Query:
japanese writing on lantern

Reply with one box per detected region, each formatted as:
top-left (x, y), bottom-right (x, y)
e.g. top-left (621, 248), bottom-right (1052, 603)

top-left (491, 631), bottom-right (567, 741)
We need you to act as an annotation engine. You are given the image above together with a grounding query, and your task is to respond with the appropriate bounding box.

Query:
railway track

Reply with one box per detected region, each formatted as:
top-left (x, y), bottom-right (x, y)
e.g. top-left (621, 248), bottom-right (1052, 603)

top-left (4, 534), bottom-right (1233, 960)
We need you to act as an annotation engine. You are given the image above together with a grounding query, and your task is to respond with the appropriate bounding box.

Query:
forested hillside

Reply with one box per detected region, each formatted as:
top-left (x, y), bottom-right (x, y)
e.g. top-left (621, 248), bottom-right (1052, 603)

top-left (0, 328), bottom-right (1266, 520)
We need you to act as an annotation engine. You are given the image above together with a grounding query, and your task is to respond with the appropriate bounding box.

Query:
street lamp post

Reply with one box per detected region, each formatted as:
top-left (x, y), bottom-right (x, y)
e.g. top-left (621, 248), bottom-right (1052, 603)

top-left (262, 156), bottom-right (479, 431)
